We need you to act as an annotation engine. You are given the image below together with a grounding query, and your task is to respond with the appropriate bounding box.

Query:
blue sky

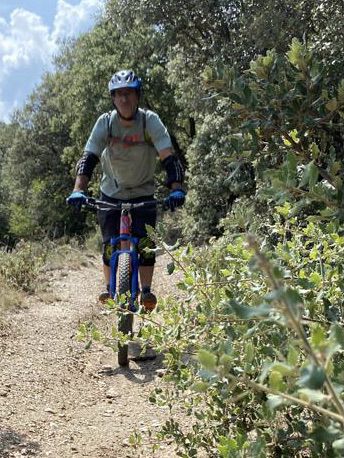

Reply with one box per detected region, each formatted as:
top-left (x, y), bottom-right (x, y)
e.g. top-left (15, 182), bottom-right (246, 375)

top-left (0, 0), bottom-right (105, 122)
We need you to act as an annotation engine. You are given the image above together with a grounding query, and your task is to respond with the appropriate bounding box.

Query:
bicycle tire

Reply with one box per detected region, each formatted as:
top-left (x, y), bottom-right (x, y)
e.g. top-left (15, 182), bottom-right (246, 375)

top-left (117, 252), bottom-right (133, 366)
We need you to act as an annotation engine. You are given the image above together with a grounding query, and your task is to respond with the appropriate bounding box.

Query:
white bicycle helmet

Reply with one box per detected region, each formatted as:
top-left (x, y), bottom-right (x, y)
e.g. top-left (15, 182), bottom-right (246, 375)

top-left (108, 69), bottom-right (142, 93)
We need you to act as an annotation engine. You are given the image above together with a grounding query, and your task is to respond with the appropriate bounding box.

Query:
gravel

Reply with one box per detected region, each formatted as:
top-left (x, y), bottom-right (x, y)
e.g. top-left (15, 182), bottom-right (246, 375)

top-left (0, 254), bottom-right (181, 458)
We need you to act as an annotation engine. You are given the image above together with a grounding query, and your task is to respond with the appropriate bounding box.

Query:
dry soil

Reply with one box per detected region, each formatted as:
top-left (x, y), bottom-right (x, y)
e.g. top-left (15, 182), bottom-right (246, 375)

top-left (0, 254), bottom-right (180, 458)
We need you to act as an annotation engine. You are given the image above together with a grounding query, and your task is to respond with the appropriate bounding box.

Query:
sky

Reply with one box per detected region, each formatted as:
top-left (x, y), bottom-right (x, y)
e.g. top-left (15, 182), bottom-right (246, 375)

top-left (0, 0), bottom-right (105, 122)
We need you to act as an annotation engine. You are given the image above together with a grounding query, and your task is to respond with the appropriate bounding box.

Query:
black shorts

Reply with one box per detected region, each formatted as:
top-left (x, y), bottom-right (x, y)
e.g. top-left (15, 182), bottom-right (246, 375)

top-left (97, 193), bottom-right (157, 243)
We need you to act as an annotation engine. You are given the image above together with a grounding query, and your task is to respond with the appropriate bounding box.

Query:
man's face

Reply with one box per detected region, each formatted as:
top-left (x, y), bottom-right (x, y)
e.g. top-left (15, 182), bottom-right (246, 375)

top-left (112, 88), bottom-right (139, 119)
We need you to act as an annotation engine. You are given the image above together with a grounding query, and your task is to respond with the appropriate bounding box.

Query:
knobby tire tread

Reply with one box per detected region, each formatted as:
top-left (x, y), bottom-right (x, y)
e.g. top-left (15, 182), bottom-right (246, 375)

top-left (117, 252), bottom-right (133, 366)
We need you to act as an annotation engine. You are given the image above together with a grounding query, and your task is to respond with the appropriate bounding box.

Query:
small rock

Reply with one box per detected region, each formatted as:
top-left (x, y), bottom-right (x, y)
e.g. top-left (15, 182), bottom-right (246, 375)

top-left (45, 408), bottom-right (57, 414)
top-left (98, 365), bottom-right (114, 375)
top-left (105, 390), bottom-right (119, 399)
top-left (156, 368), bottom-right (166, 377)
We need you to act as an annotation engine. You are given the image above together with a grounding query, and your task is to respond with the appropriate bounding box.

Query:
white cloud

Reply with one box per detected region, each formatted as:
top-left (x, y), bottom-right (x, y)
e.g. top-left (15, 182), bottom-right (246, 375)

top-left (0, 8), bottom-right (55, 120)
top-left (52, 0), bottom-right (103, 41)
top-left (0, 1), bottom-right (104, 122)
top-left (0, 9), bottom-right (55, 73)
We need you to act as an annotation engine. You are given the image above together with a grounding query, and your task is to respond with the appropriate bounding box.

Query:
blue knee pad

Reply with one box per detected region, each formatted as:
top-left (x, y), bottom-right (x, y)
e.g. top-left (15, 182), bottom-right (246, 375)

top-left (102, 242), bottom-right (113, 266)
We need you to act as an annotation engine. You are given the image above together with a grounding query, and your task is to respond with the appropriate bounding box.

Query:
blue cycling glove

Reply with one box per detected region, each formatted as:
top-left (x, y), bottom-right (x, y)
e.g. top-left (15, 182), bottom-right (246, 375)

top-left (66, 191), bottom-right (87, 209)
top-left (168, 189), bottom-right (186, 212)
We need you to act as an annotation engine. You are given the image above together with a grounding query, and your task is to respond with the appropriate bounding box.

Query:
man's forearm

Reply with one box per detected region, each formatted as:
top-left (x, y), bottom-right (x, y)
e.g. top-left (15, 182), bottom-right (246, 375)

top-left (73, 175), bottom-right (89, 192)
top-left (160, 150), bottom-right (184, 189)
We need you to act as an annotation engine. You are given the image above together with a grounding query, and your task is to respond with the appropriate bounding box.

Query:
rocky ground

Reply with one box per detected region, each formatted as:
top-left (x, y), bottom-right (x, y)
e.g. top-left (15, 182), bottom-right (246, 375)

top-left (0, 254), bottom-right (181, 458)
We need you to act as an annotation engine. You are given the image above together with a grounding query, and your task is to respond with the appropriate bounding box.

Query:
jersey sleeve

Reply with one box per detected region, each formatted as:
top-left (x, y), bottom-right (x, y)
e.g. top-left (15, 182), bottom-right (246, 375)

top-left (84, 113), bottom-right (109, 158)
top-left (145, 110), bottom-right (173, 152)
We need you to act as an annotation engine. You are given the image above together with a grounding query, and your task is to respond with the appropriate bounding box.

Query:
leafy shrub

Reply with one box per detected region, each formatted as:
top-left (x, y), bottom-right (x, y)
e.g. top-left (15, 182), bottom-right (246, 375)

top-left (0, 238), bottom-right (92, 293)
top-left (183, 39), bottom-right (344, 244)
top-left (139, 218), bottom-right (344, 457)
top-left (184, 112), bottom-right (255, 243)
top-left (0, 241), bottom-right (49, 292)
top-left (0, 277), bottom-right (23, 312)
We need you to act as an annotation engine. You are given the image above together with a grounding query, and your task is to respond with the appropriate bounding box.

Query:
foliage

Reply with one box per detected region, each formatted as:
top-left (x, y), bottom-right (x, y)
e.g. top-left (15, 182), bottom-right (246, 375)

top-left (0, 239), bottom-right (94, 317)
top-left (0, 277), bottom-right (23, 313)
top-left (187, 39), bottom-right (344, 242)
top-left (78, 209), bottom-right (344, 456)
top-left (183, 108), bottom-right (257, 242)
top-left (145, 40), bottom-right (344, 455)
top-left (0, 241), bottom-right (49, 292)
top-left (308, 0), bottom-right (344, 83)
top-left (1, 3), bottom-right (344, 453)
top-left (1, 1), bottom-right (344, 242)
top-left (0, 122), bottom-right (18, 239)
top-left (1, 75), bottom-right (81, 239)
top-left (135, 218), bottom-right (344, 457)
top-left (0, 1), bottom-right (184, 241)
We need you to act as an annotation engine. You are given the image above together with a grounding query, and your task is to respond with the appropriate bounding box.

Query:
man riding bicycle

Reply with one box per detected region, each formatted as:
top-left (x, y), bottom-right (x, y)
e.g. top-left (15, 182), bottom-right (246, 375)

top-left (67, 69), bottom-right (185, 310)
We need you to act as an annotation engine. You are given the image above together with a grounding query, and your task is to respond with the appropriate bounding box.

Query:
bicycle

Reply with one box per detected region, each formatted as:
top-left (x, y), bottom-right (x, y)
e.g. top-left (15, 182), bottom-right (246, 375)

top-left (83, 196), bottom-right (167, 366)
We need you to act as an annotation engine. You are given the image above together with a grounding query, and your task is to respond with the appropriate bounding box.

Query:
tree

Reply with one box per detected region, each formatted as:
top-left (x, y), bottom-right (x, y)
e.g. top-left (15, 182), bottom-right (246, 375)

top-left (2, 74), bottom-right (80, 238)
top-left (0, 122), bottom-right (17, 241)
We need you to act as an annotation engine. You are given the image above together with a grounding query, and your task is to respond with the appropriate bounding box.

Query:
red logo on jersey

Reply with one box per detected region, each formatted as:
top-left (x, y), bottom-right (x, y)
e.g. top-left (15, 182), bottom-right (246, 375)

top-left (110, 135), bottom-right (142, 148)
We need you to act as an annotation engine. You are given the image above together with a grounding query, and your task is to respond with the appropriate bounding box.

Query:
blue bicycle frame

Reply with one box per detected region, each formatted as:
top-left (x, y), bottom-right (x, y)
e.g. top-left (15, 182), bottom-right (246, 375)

top-left (84, 198), bottom-right (165, 312)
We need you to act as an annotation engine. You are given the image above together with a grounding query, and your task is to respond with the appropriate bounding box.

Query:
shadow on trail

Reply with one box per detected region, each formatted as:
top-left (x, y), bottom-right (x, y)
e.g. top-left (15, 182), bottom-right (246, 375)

top-left (0, 427), bottom-right (40, 457)
top-left (99, 353), bottom-right (165, 384)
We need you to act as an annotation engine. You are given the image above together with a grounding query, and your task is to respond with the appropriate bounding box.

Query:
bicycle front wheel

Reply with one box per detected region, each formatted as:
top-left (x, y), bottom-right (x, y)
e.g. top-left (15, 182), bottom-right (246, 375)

top-left (117, 252), bottom-right (133, 366)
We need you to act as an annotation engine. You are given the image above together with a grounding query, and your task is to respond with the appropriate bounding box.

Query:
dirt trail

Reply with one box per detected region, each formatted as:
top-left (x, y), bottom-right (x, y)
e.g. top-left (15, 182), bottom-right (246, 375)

top-left (0, 255), bottom-right (178, 458)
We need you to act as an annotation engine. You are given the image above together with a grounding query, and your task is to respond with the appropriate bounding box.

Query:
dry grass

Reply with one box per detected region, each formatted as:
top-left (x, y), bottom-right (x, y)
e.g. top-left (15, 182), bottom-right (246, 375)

top-left (43, 244), bottom-right (97, 271)
top-left (0, 239), bottom-right (98, 321)
top-left (0, 277), bottom-right (23, 314)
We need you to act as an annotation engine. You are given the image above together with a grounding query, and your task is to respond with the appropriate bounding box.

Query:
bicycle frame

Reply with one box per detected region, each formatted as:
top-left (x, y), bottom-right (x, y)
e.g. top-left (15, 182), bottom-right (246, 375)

top-left (109, 205), bottom-right (140, 312)
top-left (84, 198), bottom-right (164, 312)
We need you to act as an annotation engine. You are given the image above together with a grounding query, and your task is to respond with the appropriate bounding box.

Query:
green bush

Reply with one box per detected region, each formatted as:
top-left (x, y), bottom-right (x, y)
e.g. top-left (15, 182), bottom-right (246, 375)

top-left (0, 241), bottom-right (49, 292)
top-left (184, 112), bottom-right (254, 243)
top-left (139, 216), bottom-right (344, 457)
top-left (73, 38), bottom-right (344, 457)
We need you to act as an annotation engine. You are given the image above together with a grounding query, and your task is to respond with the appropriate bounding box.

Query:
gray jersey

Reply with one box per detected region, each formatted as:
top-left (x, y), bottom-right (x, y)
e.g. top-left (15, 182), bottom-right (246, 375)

top-left (84, 108), bottom-right (172, 199)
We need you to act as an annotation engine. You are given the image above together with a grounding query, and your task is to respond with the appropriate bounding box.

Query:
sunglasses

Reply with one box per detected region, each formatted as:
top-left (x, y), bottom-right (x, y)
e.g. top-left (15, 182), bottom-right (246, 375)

top-left (110, 89), bottom-right (139, 97)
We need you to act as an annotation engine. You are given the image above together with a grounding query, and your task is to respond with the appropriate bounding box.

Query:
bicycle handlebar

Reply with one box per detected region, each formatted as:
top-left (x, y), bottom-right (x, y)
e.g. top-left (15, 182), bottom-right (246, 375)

top-left (83, 197), bottom-right (169, 212)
